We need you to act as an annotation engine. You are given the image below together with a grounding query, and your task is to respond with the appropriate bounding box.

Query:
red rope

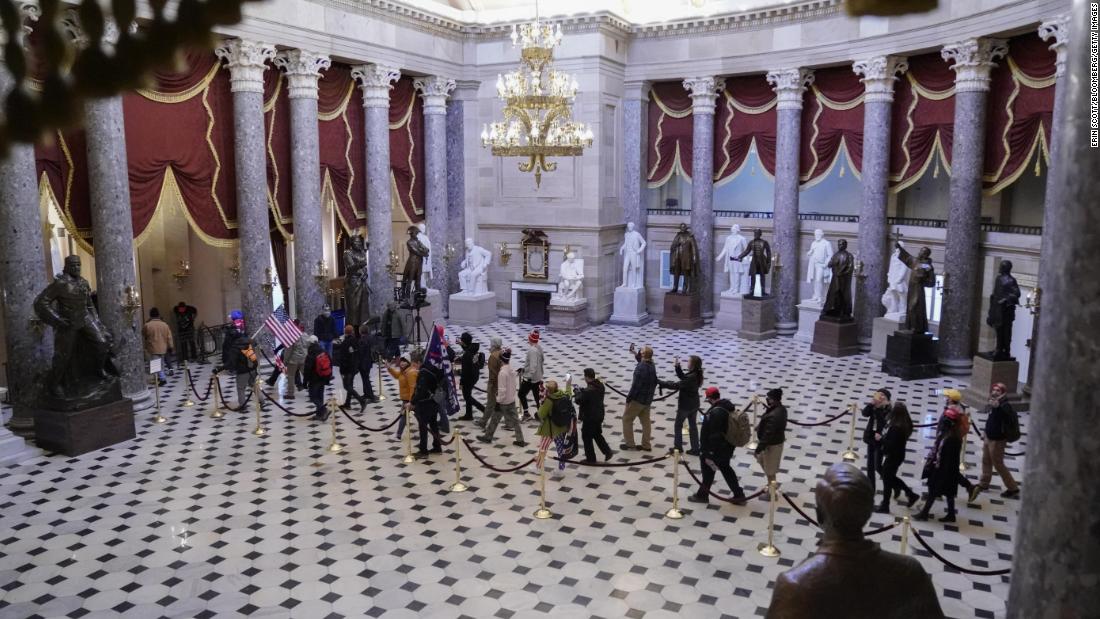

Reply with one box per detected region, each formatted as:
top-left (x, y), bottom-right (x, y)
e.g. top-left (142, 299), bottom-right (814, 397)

top-left (678, 459), bottom-right (765, 503)
top-left (787, 409), bottom-right (851, 427)
top-left (780, 492), bottom-right (899, 537)
top-left (460, 438), bottom-right (535, 473)
top-left (259, 391), bottom-right (315, 417)
top-left (338, 406), bottom-right (402, 431)
top-left (185, 369), bottom-right (214, 402)
top-left (910, 527), bottom-right (1011, 576)
top-left (552, 453), bottom-right (669, 468)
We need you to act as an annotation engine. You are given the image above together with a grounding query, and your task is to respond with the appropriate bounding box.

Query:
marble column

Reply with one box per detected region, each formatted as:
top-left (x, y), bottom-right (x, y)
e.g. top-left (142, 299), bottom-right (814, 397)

top-left (274, 49), bottom-right (331, 324)
top-left (84, 95), bottom-right (150, 409)
top-left (766, 68), bottom-right (814, 336)
top-left (937, 38), bottom-right (1007, 376)
top-left (414, 76), bottom-right (456, 315)
top-left (0, 62), bottom-right (52, 435)
top-left (216, 39), bottom-right (276, 343)
top-left (683, 77), bottom-right (724, 317)
top-left (352, 64), bottom-right (400, 317)
top-left (621, 81), bottom-right (650, 239)
top-left (1008, 3), bottom-right (1100, 613)
top-left (446, 81), bottom-right (478, 299)
top-left (852, 56), bottom-right (908, 352)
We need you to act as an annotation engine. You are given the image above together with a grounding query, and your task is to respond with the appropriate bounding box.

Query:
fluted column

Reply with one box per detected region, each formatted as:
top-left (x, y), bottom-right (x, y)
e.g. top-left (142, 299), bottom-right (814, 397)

top-left (352, 64), bottom-right (400, 317)
top-left (621, 80), bottom-right (651, 239)
top-left (683, 76), bottom-right (723, 316)
top-left (938, 38), bottom-right (1007, 375)
top-left (767, 68), bottom-right (814, 335)
top-left (274, 49), bottom-right (331, 324)
top-left (216, 40), bottom-right (276, 342)
top-left (414, 76), bottom-right (456, 315)
top-left (446, 80), bottom-right (478, 299)
top-left (1009, 4), bottom-right (1100, 613)
top-left (0, 9), bottom-right (52, 433)
top-left (852, 56), bottom-right (908, 352)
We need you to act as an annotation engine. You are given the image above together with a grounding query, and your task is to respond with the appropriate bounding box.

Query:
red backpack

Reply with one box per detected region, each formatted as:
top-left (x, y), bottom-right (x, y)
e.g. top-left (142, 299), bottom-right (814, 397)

top-left (315, 352), bottom-right (333, 379)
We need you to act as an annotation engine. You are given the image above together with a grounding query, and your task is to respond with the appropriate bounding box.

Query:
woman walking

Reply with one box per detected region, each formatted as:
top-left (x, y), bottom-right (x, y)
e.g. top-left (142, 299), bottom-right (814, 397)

top-left (536, 378), bottom-right (574, 475)
top-left (659, 355), bottom-right (703, 456)
top-left (914, 409), bottom-right (965, 522)
top-left (875, 402), bottom-right (920, 512)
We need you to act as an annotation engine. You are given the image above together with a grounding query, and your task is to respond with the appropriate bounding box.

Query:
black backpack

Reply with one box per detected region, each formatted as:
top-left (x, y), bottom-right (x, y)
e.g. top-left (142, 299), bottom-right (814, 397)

top-left (550, 396), bottom-right (575, 427)
top-left (1002, 407), bottom-right (1021, 443)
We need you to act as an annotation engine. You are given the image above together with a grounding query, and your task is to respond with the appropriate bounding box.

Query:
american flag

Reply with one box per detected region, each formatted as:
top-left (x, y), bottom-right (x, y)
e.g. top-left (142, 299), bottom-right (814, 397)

top-left (423, 324), bottom-right (461, 417)
top-left (264, 306), bottom-right (302, 372)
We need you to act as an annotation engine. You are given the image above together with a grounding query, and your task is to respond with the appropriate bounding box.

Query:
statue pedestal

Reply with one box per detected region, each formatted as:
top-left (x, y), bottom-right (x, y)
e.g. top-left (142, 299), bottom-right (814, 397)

top-left (810, 318), bottom-right (861, 357)
top-left (448, 292), bottom-right (497, 326)
top-left (870, 316), bottom-right (905, 361)
top-left (795, 301), bottom-right (823, 343)
top-left (738, 296), bottom-right (777, 341)
top-left (659, 293), bottom-right (703, 330)
top-left (882, 331), bottom-right (940, 380)
top-left (549, 299), bottom-right (589, 333)
top-left (31, 398), bottom-right (135, 457)
top-left (609, 286), bottom-right (650, 325)
top-left (0, 426), bottom-right (38, 466)
top-left (713, 292), bottom-right (743, 331)
top-left (963, 354), bottom-right (1028, 411)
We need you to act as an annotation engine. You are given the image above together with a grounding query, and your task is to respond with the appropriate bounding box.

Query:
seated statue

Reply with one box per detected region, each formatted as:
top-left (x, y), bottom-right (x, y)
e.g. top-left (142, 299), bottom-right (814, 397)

top-left (33, 255), bottom-right (122, 409)
top-left (766, 463), bottom-right (944, 619)
top-left (457, 238), bottom-right (491, 295)
top-left (553, 251), bottom-right (584, 304)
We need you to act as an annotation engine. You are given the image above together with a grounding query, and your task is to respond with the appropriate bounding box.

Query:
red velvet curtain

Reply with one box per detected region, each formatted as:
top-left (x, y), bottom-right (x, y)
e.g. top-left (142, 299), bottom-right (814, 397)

top-left (265, 71), bottom-right (294, 238)
top-left (714, 75), bottom-right (777, 183)
top-left (889, 52), bottom-right (955, 191)
top-left (389, 76), bottom-right (425, 223)
top-left (982, 33), bottom-right (1055, 193)
top-left (799, 66), bottom-right (864, 186)
top-left (646, 81), bottom-right (694, 187)
top-left (35, 130), bottom-right (92, 248)
top-left (318, 63), bottom-right (366, 234)
top-left (270, 223), bottom-right (289, 300)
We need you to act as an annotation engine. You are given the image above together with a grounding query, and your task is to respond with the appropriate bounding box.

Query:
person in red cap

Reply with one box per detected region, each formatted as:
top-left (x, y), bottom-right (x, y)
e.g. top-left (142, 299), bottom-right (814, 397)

top-left (971, 382), bottom-right (1021, 502)
top-left (688, 387), bottom-right (747, 505)
top-left (914, 408), bottom-right (965, 522)
top-left (518, 329), bottom-right (544, 421)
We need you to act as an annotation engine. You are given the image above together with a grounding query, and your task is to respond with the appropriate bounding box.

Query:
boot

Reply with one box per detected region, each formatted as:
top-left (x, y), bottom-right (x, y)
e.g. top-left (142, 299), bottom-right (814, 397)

top-left (938, 512), bottom-right (956, 523)
top-left (687, 493), bottom-right (708, 504)
top-left (874, 503), bottom-right (890, 514)
top-left (906, 491), bottom-right (920, 508)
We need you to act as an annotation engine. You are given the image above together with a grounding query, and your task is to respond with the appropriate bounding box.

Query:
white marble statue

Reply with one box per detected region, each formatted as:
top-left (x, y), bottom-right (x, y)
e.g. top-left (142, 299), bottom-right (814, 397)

top-left (554, 251), bottom-right (585, 304)
top-left (715, 224), bottom-right (750, 295)
top-left (619, 222), bottom-right (647, 289)
top-left (881, 242), bottom-right (910, 320)
top-left (806, 228), bottom-right (834, 305)
top-left (416, 222), bottom-right (432, 289)
top-left (457, 238), bottom-right (492, 295)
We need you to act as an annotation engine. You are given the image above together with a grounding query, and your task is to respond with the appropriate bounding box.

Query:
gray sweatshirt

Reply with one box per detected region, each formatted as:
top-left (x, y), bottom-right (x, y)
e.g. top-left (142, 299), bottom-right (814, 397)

top-left (524, 344), bottom-right (544, 382)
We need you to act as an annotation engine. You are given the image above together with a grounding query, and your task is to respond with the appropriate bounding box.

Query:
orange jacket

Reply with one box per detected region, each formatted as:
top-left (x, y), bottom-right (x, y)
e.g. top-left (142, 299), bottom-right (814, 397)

top-left (388, 364), bottom-right (419, 402)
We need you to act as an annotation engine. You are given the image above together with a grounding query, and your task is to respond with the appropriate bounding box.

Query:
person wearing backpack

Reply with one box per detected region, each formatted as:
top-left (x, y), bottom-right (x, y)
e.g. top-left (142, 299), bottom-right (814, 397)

top-left (574, 368), bottom-right (613, 463)
top-left (689, 387), bottom-right (747, 505)
top-left (457, 332), bottom-right (486, 421)
top-left (304, 336), bottom-right (334, 420)
top-left (971, 382), bottom-right (1020, 502)
top-left (335, 325), bottom-right (366, 409)
top-left (536, 377), bottom-right (574, 475)
top-left (875, 402), bottom-right (921, 512)
top-left (411, 354), bottom-right (443, 457)
top-left (659, 355), bottom-right (703, 456)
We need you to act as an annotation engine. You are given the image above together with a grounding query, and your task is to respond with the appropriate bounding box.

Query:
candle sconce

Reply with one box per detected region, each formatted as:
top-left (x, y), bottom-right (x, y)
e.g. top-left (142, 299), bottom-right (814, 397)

top-left (443, 243), bottom-right (457, 263)
top-left (314, 259), bottom-right (329, 286)
top-left (262, 268), bottom-right (275, 298)
top-left (1025, 286), bottom-right (1041, 316)
top-left (499, 241), bottom-right (512, 266)
top-left (855, 256), bottom-right (866, 279)
top-left (172, 260), bottom-right (191, 289)
top-left (122, 285), bottom-right (142, 322)
top-left (386, 250), bottom-right (400, 277)
top-left (29, 316), bottom-right (45, 337)
top-left (228, 261), bottom-right (241, 285)
top-left (939, 272), bottom-right (950, 295)
top-left (771, 253), bottom-right (782, 275)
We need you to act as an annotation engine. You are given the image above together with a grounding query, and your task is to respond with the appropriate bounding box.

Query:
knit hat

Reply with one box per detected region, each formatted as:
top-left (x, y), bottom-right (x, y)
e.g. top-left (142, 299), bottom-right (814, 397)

top-left (528, 329), bottom-right (540, 345)
top-left (460, 332), bottom-right (473, 346)
top-left (876, 387), bottom-right (892, 401)
top-left (501, 349), bottom-right (512, 363)
top-left (705, 386), bottom-right (721, 400)
top-left (943, 408), bottom-right (961, 421)
top-left (942, 388), bottom-right (963, 403)
top-left (766, 387), bottom-right (783, 401)
top-left (991, 382), bottom-right (1007, 394)
top-left (490, 336), bottom-right (502, 349)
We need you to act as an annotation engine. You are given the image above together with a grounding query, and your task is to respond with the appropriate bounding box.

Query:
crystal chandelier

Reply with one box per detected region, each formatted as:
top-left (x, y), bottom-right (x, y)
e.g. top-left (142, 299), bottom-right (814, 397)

top-left (480, 7), bottom-right (593, 188)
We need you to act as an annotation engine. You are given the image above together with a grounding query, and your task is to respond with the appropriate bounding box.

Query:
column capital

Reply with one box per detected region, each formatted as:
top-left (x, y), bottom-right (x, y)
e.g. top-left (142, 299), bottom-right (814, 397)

top-left (215, 39), bottom-right (276, 94)
top-left (766, 68), bottom-right (814, 110)
top-left (623, 80), bottom-right (651, 102)
top-left (682, 76), bottom-right (725, 115)
top-left (352, 64), bottom-right (400, 109)
top-left (413, 76), bottom-right (456, 114)
top-left (1038, 14), bottom-right (1069, 78)
top-left (273, 49), bottom-right (331, 100)
top-left (941, 38), bottom-right (1008, 93)
top-left (451, 79), bottom-right (480, 102)
top-left (852, 56), bottom-right (908, 103)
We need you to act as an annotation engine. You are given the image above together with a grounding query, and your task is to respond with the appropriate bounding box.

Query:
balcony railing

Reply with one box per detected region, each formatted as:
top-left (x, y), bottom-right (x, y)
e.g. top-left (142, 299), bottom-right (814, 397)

top-left (644, 209), bottom-right (1042, 235)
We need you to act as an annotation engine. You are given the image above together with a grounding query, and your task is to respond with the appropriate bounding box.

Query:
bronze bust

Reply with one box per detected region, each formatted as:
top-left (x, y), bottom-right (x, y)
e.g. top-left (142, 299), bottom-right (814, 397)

top-left (767, 463), bottom-right (943, 619)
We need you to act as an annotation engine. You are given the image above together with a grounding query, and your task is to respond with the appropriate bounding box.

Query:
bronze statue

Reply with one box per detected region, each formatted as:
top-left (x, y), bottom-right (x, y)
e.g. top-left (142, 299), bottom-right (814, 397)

top-left (821, 239), bottom-right (854, 320)
top-left (33, 255), bottom-right (121, 409)
top-left (400, 225), bottom-right (429, 302)
top-left (668, 223), bottom-right (699, 294)
top-left (766, 463), bottom-right (944, 619)
top-left (344, 234), bottom-right (370, 327)
top-left (735, 228), bottom-right (772, 297)
top-left (985, 260), bottom-right (1021, 360)
top-left (895, 243), bottom-right (935, 334)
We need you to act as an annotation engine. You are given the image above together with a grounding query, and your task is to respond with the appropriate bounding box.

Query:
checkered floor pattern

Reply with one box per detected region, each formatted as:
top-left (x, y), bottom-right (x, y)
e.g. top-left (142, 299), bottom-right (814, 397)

top-left (0, 319), bottom-right (1025, 618)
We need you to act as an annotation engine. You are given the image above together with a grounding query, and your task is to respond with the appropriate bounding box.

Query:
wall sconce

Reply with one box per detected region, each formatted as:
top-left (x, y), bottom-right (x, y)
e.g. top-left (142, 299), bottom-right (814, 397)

top-left (262, 267), bottom-right (275, 298)
top-left (499, 241), bottom-right (512, 266)
top-left (122, 285), bottom-right (142, 322)
top-left (314, 259), bottom-right (329, 286)
top-left (386, 250), bottom-right (400, 277)
top-left (939, 272), bottom-right (950, 295)
top-left (854, 255), bottom-right (866, 279)
top-left (228, 261), bottom-right (241, 285)
top-left (771, 253), bottom-right (782, 275)
top-left (29, 316), bottom-right (45, 337)
top-left (172, 259), bottom-right (191, 289)
top-left (443, 243), bottom-right (457, 263)
top-left (1025, 286), bottom-right (1041, 316)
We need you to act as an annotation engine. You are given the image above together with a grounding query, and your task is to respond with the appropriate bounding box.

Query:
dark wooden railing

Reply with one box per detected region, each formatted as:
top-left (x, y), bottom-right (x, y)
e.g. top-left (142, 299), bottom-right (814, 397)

top-left (645, 209), bottom-right (1042, 235)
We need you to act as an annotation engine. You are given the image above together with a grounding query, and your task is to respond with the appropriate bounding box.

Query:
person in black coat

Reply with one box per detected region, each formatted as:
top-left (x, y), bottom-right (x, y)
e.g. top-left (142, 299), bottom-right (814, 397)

top-left (689, 387), bottom-right (746, 505)
top-left (861, 388), bottom-right (892, 494)
top-left (457, 332), bottom-right (485, 421)
top-left (355, 322), bottom-right (378, 404)
top-left (303, 337), bottom-right (331, 420)
top-left (314, 306), bottom-right (337, 358)
top-left (573, 368), bottom-right (614, 463)
top-left (411, 358), bottom-right (442, 456)
top-left (659, 355), bottom-right (703, 455)
top-left (755, 388), bottom-right (788, 486)
top-left (621, 345), bottom-right (659, 451)
top-left (914, 410), bottom-right (964, 522)
top-left (335, 325), bottom-right (365, 408)
top-left (971, 382), bottom-right (1020, 502)
top-left (875, 402), bottom-right (920, 512)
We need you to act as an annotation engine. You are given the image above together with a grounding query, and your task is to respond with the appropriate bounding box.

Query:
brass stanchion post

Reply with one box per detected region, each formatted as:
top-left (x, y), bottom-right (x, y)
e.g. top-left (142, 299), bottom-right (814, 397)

top-left (664, 449), bottom-right (684, 519)
top-left (251, 378), bottom-right (267, 436)
top-left (758, 481), bottom-right (781, 557)
top-left (899, 516), bottom-right (910, 555)
top-left (449, 428), bottom-right (468, 492)
top-left (152, 372), bottom-right (167, 424)
top-left (841, 403), bottom-right (859, 462)
top-left (376, 364), bottom-right (387, 402)
top-left (182, 361), bottom-right (194, 407)
top-left (746, 395), bottom-right (759, 451)
top-left (209, 375), bottom-right (225, 419)
top-left (402, 405), bottom-right (415, 464)
top-left (534, 457), bottom-right (552, 519)
top-left (327, 399), bottom-right (343, 453)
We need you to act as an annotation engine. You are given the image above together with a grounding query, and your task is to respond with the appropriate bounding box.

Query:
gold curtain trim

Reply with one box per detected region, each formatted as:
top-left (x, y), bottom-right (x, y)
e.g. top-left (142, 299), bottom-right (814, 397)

top-left (723, 89), bottom-right (777, 114)
top-left (647, 112), bottom-right (668, 183)
top-left (319, 82), bottom-right (355, 121)
top-left (326, 170), bottom-right (354, 235)
top-left (713, 136), bottom-right (775, 188)
top-left (814, 85), bottom-right (864, 111)
top-left (799, 98), bottom-right (824, 183)
top-left (343, 105), bottom-right (361, 219)
top-left (651, 89), bottom-right (692, 119)
top-left (38, 173), bottom-right (94, 255)
top-left (264, 74), bottom-right (292, 237)
top-left (712, 96), bottom-right (734, 181)
top-left (908, 72), bottom-right (954, 101)
top-left (201, 82), bottom-right (236, 230)
top-left (263, 73), bottom-right (282, 113)
top-left (890, 132), bottom-right (951, 194)
top-left (982, 71), bottom-right (1021, 185)
top-left (1008, 56), bottom-right (1056, 89)
top-left (389, 94), bottom-right (416, 130)
top-left (54, 130), bottom-right (86, 236)
top-left (646, 142), bottom-right (687, 189)
top-left (137, 61), bottom-right (221, 104)
top-left (404, 113), bottom-right (421, 215)
top-left (160, 167), bottom-right (237, 248)
top-left (799, 138), bottom-right (862, 190)
top-left (984, 128), bottom-right (1045, 195)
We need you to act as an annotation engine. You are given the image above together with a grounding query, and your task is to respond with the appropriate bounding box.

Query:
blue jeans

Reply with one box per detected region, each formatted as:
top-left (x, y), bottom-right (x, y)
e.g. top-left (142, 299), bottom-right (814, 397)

top-left (673, 408), bottom-right (699, 452)
top-left (437, 405), bottom-right (450, 435)
top-left (319, 340), bottom-right (333, 359)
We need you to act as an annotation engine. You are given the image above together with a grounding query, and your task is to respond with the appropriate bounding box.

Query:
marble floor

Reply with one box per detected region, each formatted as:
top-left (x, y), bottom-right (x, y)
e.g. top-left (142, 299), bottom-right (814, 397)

top-left (0, 320), bottom-right (1025, 618)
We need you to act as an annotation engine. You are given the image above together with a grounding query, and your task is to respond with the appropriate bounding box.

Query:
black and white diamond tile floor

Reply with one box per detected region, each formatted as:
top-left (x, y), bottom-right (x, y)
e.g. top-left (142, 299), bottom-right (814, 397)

top-left (0, 320), bottom-right (1025, 618)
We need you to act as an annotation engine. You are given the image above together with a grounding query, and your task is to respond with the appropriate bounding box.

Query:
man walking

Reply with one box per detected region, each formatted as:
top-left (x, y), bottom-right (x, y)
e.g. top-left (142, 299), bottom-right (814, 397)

top-left (314, 306), bottom-right (336, 359)
top-left (478, 349), bottom-right (525, 446)
top-left (518, 329), bottom-right (544, 421)
top-left (689, 387), bottom-right (747, 505)
top-left (142, 308), bottom-right (173, 385)
top-left (172, 301), bottom-right (199, 363)
top-left (861, 388), bottom-right (892, 492)
top-left (457, 332), bottom-right (485, 421)
top-left (574, 368), bottom-right (613, 463)
top-left (621, 345), bottom-right (658, 451)
top-left (971, 382), bottom-right (1021, 502)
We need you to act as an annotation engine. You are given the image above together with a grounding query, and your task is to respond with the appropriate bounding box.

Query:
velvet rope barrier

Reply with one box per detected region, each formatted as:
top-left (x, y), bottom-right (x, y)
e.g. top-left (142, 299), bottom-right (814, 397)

top-left (216, 385), bottom-right (255, 412)
top-left (909, 527), bottom-right (1012, 576)
top-left (678, 459), bottom-right (766, 503)
top-left (552, 453), bottom-right (670, 468)
top-left (260, 390), bottom-right (316, 417)
top-left (431, 427), bottom-right (457, 446)
top-left (185, 369), bottom-right (215, 402)
top-left (602, 380), bottom-right (679, 402)
top-left (779, 492), bottom-right (899, 537)
top-left (786, 409), bottom-right (851, 427)
top-left (460, 438), bottom-right (535, 473)
top-left (337, 405), bottom-right (402, 431)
